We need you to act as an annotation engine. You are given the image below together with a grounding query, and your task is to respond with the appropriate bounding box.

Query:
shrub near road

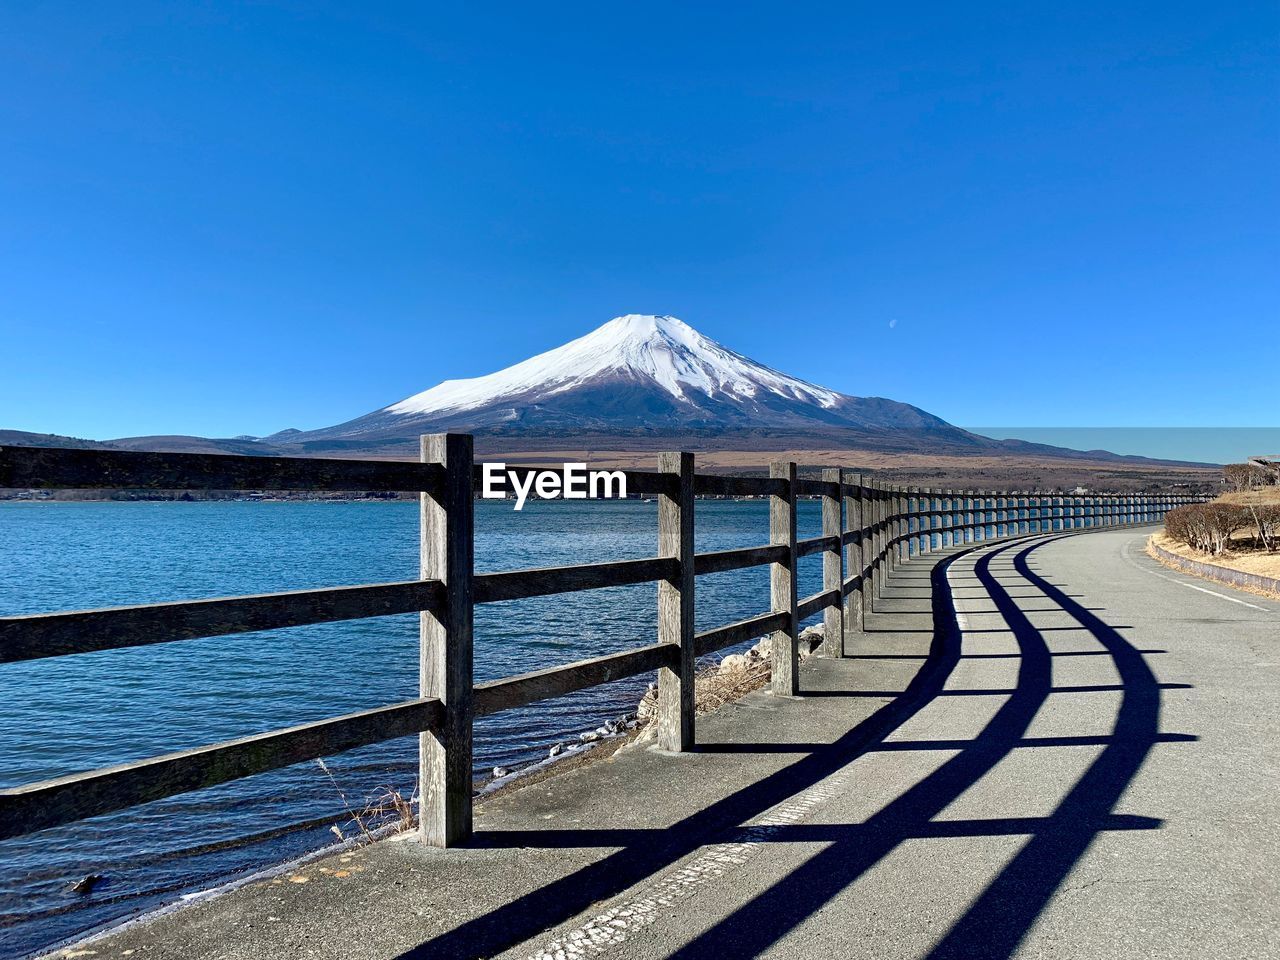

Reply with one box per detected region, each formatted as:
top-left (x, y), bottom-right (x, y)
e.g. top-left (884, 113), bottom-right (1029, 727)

top-left (1158, 463), bottom-right (1280, 587)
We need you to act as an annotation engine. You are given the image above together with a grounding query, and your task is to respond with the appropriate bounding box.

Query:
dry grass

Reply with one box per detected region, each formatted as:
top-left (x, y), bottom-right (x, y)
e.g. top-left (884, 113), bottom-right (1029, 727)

top-left (1149, 532), bottom-right (1280, 593)
top-left (316, 759), bottom-right (417, 844)
top-left (691, 657), bottom-right (772, 714)
top-left (636, 657), bottom-right (772, 721)
top-left (1218, 487), bottom-right (1280, 508)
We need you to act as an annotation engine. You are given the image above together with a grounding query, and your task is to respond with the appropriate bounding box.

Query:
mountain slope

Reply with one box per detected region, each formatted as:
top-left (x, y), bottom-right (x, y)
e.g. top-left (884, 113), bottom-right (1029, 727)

top-left (278, 314), bottom-right (968, 445)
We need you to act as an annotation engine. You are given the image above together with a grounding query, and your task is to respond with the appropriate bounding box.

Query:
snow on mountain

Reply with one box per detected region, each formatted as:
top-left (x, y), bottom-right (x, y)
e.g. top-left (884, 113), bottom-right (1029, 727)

top-left (385, 315), bottom-right (843, 417)
top-left (277, 314), bottom-right (964, 445)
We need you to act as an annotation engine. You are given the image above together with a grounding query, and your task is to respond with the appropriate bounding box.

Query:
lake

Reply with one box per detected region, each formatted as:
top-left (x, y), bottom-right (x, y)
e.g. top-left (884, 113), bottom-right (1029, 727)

top-left (0, 498), bottom-right (828, 956)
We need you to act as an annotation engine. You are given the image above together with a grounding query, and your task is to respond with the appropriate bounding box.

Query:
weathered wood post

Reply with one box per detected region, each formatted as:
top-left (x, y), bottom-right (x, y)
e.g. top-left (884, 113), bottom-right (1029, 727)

top-left (880, 484), bottom-right (892, 584)
top-left (821, 468), bottom-right (844, 658)
top-left (866, 482), bottom-right (879, 597)
top-left (924, 488), bottom-right (936, 552)
top-left (843, 470), bottom-right (865, 635)
top-left (878, 483), bottom-right (892, 578)
top-left (879, 484), bottom-right (890, 587)
top-left (866, 482), bottom-right (881, 600)
top-left (770, 461), bottom-right (799, 696)
top-left (419, 433), bottom-right (474, 848)
top-left (890, 483), bottom-right (901, 568)
top-left (657, 451), bottom-right (696, 751)
top-left (936, 491), bottom-right (947, 552)
top-left (902, 487), bottom-right (913, 558)
top-left (900, 485), bottom-right (912, 558)
top-left (909, 486), bottom-right (922, 556)
top-left (896, 483), bottom-right (906, 568)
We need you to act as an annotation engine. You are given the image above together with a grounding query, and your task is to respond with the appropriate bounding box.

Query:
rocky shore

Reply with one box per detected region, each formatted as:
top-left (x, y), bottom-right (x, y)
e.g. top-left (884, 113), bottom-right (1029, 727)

top-left (478, 623), bottom-right (828, 797)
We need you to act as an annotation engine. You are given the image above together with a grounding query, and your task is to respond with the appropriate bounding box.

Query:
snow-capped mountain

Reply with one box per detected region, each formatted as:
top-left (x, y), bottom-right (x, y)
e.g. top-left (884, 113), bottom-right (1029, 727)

top-left (389, 314), bottom-right (844, 418)
top-left (276, 314), bottom-right (965, 446)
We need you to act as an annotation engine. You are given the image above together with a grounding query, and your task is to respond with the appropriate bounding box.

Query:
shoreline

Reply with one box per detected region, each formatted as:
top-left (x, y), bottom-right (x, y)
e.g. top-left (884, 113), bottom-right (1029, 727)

top-left (28, 627), bottom-right (825, 959)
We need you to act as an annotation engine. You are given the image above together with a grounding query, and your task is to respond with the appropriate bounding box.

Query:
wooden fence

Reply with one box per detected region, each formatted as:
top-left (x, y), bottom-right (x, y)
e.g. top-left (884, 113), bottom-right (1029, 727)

top-left (0, 438), bottom-right (1195, 846)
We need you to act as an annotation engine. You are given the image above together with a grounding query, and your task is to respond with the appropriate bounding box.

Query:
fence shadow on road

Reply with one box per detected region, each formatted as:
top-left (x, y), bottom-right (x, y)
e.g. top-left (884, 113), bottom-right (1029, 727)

top-left (392, 537), bottom-right (1186, 960)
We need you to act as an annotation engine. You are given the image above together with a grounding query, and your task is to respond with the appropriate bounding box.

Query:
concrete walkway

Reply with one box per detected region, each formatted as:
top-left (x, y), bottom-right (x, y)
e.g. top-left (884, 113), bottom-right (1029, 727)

top-left (50, 528), bottom-right (1280, 960)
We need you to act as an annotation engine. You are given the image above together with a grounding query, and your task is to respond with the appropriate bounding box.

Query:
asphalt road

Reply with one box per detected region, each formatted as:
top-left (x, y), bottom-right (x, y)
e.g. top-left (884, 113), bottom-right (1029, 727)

top-left (56, 527), bottom-right (1279, 960)
top-left (506, 528), bottom-right (1280, 960)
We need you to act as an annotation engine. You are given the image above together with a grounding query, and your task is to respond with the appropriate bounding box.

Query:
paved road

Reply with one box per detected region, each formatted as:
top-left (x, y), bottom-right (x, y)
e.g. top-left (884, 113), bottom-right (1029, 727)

top-left (507, 528), bottom-right (1280, 960)
top-left (58, 528), bottom-right (1279, 960)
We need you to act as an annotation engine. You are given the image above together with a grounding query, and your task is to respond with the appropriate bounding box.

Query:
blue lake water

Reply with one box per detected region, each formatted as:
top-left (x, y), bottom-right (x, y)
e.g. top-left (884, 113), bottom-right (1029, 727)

top-left (0, 498), bottom-right (828, 956)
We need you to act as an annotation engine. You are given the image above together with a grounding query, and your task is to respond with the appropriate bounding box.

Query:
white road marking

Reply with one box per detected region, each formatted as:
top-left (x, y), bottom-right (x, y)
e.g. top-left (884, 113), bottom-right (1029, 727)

top-left (1121, 541), bottom-right (1269, 612)
top-left (523, 769), bottom-right (852, 959)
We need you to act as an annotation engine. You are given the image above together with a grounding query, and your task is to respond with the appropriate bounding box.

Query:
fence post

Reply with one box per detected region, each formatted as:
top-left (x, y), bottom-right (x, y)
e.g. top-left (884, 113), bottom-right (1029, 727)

top-left (865, 483), bottom-right (875, 599)
top-left (924, 488), bottom-right (935, 552)
top-left (866, 482), bottom-right (880, 601)
top-left (770, 461), bottom-right (799, 696)
top-left (657, 451), bottom-right (695, 752)
top-left (890, 485), bottom-right (904, 567)
top-left (879, 484), bottom-right (891, 586)
top-left (419, 433), bottom-right (474, 848)
top-left (890, 483), bottom-right (901, 568)
top-left (821, 468), bottom-right (844, 658)
top-left (899, 485), bottom-right (910, 561)
top-left (844, 471), bottom-right (865, 635)
top-left (909, 486), bottom-right (922, 556)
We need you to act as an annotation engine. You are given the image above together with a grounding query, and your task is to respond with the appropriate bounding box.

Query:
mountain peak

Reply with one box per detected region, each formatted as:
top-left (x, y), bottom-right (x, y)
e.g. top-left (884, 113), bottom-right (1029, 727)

top-left (597, 314), bottom-right (697, 346)
top-left (383, 314), bottom-right (843, 418)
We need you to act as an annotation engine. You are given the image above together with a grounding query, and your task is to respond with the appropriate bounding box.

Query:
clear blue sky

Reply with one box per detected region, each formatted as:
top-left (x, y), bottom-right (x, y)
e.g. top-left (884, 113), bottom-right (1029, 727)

top-left (1, 1), bottom-right (1275, 443)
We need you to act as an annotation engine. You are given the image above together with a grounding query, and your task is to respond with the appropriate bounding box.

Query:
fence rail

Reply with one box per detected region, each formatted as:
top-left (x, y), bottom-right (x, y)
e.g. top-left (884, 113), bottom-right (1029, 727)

top-left (0, 439), bottom-right (1197, 846)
